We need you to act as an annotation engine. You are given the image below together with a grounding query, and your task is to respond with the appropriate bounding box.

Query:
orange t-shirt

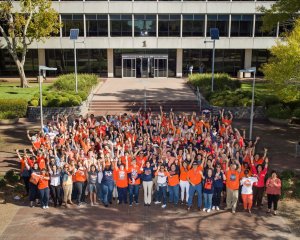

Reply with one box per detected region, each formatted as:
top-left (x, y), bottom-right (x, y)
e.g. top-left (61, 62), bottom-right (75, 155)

top-left (114, 169), bottom-right (128, 188)
top-left (37, 156), bottom-right (46, 170)
top-left (38, 176), bottom-right (49, 190)
top-left (187, 168), bottom-right (203, 185)
top-left (180, 166), bottom-right (190, 181)
top-left (168, 171), bottom-right (179, 186)
top-left (222, 118), bottom-right (232, 126)
top-left (226, 170), bottom-right (240, 190)
top-left (128, 166), bottom-right (141, 185)
top-left (74, 168), bottom-right (87, 182)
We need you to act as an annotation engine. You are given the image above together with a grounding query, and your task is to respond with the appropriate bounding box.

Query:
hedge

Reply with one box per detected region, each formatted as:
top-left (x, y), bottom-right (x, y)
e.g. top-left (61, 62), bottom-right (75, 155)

top-left (28, 74), bottom-right (99, 108)
top-left (0, 99), bottom-right (28, 118)
top-left (188, 73), bottom-right (241, 98)
top-left (266, 104), bottom-right (292, 119)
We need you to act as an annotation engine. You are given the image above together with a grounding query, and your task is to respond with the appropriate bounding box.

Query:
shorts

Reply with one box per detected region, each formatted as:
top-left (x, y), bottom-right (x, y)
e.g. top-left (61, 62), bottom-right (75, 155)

top-left (89, 184), bottom-right (97, 193)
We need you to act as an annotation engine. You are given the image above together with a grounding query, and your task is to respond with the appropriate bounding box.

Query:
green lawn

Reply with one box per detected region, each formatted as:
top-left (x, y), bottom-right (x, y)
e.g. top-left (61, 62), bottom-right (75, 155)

top-left (0, 82), bottom-right (52, 101)
top-left (241, 82), bottom-right (274, 95)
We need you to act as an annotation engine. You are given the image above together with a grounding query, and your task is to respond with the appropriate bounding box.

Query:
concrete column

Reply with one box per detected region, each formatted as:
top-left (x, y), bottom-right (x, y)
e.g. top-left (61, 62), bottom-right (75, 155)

top-left (176, 49), bottom-right (183, 78)
top-left (38, 49), bottom-right (46, 66)
top-left (107, 48), bottom-right (114, 78)
top-left (244, 49), bottom-right (252, 69)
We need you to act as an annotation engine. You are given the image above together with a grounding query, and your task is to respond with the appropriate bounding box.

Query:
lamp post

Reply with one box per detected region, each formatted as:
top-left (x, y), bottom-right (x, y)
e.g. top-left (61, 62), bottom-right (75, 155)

top-left (38, 66), bottom-right (57, 132)
top-left (240, 67), bottom-right (257, 140)
top-left (70, 29), bottom-right (79, 93)
top-left (204, 28), bottom-right (219, 92)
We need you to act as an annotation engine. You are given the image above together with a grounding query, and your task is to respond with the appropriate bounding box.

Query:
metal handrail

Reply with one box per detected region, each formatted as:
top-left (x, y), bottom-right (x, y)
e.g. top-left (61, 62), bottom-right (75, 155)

top-left (196, 86), bottom-right (202, 113)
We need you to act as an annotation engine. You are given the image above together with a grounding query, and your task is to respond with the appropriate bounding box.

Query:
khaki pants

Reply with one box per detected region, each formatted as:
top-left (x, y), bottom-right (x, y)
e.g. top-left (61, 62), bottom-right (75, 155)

top-left (226, 187), bottom-right (239, 211)
top-left (143, 181), bottom-right (153, 204)
top-left (63, 184), bottom-right (73, 203)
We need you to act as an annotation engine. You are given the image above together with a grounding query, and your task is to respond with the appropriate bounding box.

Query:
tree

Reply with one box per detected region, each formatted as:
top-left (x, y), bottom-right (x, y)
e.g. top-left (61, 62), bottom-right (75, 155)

top-left (0, 0), bottom-right (60, 88)
top-left (259, 0), bottom-right (300, 32)
top-left (262, 19), bottom-right (300, 90)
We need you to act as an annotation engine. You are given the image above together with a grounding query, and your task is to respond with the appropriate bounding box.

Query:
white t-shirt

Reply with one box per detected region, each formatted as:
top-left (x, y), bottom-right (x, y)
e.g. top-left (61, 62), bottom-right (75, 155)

top-left (240, 177), bottom-right (258, 194)
top-left (157, 171), bottom-right (168, 185)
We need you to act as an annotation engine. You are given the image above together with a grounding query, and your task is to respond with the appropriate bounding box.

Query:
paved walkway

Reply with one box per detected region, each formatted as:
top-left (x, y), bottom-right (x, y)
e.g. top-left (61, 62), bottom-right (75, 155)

top-left (91, 78), bottom-right (197, 101)
top-left (0, 198), bottom-right (295, 240)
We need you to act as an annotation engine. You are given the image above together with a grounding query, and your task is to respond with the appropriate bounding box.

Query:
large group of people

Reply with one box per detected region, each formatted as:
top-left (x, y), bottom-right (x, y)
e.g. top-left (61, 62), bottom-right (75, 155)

top-left (16, 107), bottom-right (281, 215)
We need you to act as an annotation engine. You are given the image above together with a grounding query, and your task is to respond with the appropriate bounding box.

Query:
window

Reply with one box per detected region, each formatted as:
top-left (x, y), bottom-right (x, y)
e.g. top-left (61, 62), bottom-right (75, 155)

top-left (110, 15), bottom-right (132, 37)
top-left (134, 15), bottom-right (156, 37)
top-left (61, 14), bottom-right (84, 37)
top-left (207, 15), bottom-right (229, 37)
top-left (231, 15), bottom-right (253, 37)
top-left (86, 15), bottom-right (108, 37)
top-left (158, 15), bottom-right (180, 37)
top-left (251, 49), bottom-right (270, 75)
top-left (182, 15), bottom-right (205, 37)
top-left (255, 15), bottom-right (276, 37)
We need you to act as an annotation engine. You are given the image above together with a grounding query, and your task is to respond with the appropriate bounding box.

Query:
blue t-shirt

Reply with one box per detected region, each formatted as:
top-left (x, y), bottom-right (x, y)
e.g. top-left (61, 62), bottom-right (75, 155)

top-left (203, 176), bottom-right (214, 194)
top-left (142, 167), bottom-right (153, 182)
top-left (213, 171), bottom-right (224, 188)
top-left (102, 167), bottom-right (114, 184)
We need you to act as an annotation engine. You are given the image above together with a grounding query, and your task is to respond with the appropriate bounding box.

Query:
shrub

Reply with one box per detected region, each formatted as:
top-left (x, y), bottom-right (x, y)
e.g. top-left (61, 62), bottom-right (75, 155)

top-left (293, 180), bottom-right (300, 198)
top-left (266, 104), bottom-right (292, 119)
top-left (30, 99), bottom-right (39, 107)
top-left (281, 178), bottom-right (292, 199)
top-left (263, 95), bottom-right (281, 107)
top-left (0, 111), bottom-right (19, 119)
top-left (292, 108), bottom-right (300, 118)
top-left (4, 170), bottom-right (19, 184)
top-left (188, 73), bottom-right (241, 97)
top-left (280, 170), bottom-right (295, 180)
top-left (0, 178), bottom-right (6, 189)
top-left (0, 99), bottom-right (28, 117)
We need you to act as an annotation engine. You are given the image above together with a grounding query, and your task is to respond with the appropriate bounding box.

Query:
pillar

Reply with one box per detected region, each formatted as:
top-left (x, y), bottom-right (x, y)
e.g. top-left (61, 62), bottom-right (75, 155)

top-left (176, 49), bottom-right (183, 78)
top-left (38, 49), bottom-right (46, 66)
top-left (107, 48), bottom-right (114, 78)
top-left (244, 49), bottom-right (252, 69)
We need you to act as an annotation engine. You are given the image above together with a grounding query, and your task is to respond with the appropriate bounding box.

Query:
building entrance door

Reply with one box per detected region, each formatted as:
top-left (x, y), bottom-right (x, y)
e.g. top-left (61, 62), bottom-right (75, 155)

top-left (122, 54), bottom-right (167, 78)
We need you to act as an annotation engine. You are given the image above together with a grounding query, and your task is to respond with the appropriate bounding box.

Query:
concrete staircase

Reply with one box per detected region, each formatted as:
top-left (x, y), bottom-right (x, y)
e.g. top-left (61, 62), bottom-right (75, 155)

top-left (88, 100), bottom-right (201, 115)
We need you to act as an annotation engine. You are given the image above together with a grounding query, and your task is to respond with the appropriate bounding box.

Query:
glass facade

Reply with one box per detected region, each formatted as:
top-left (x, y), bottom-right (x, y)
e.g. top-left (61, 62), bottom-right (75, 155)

top-left (182, 49), bottom-right (245, 76)
top-left (255, 15), bottom-right (276, 37)
top-left (158, 15), bottom-right (181, 37)
top-left (207, 15), bottom-right (229, 37)
top-left (0, 49), bottom-right (39, 76)
top-left (231, 15), bottom-right (253, 37)
top-left (86, 15), bottom-right (108, 37)
top-left (251, 49), bottom-right (270, 75)
top-left (45, 49), bottom-right (107, 77)
top-left (61, 14), bottom-right (84, 37)
top-left (110, 15), bottom-right (132, 37)
top-left (182, 15), bottom-right (205, 37)
top-left (134, 15), bottom-right (156, 37)
top-left (113, 49), bottom-right (176, 78)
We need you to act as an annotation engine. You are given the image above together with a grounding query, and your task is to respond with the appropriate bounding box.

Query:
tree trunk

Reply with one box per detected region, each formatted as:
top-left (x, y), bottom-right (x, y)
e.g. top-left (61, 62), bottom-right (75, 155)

top-left (16, 60), bottom-right (29, 88)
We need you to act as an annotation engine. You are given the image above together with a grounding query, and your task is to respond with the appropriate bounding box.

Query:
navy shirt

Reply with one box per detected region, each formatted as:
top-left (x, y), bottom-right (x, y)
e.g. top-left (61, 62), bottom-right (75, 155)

top-left (142, 167), bottom-right (154, 182)
top-left (203, 176), bottom-right (214, 194)
top-left (102, 167), bottom-right (114, 184)
top-left (213, 171), bottom-right (224, 188)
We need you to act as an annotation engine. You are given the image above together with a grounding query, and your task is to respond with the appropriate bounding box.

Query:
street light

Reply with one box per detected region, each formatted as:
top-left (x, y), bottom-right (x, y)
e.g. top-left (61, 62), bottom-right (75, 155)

top-left (70, 29), bottom-right (79, 93)
top-left (240, 67), bottom-right (257, 140)
top-left (204, 28), bottom-right (219, 92)
top-left (38, 66), bottom-right (57, 132)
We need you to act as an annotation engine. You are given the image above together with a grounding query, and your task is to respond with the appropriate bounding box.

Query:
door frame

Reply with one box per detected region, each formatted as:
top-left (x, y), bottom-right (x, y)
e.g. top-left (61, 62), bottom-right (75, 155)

top-left (122, 57), bottom-right (136, 78)
top-left (154, 57), bottom-right (168, 78)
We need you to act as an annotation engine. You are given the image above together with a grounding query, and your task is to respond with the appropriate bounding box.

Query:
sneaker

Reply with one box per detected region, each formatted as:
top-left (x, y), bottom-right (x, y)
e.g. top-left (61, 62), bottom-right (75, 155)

top-left (216, 206), bottom-right (220, 211)
top-left (248, 209), bottom-right (252, 214)
top-left (91, 203), bottom-right (94, 207)
top-left (212, 206), bottom-right (215, 211)
top-left (135, 202), bottom-right (139, 205)
top-left (274, 211), bottom-right (277, 215)
top-left (232, 210), bottom-right (236, 214)
top-left (45, 206), bottom-right (49, 209)
top-left (207, 209), bottom-right (211, 213)
top-left (129, 204), bottom-right (133, 207)
top-left (187, 207), bottom-right (191, 211)
top-left (42, 206), bottom-right (46, 209)
top-left (266, 209), bottom-right (271, 214)
top-left (154, 201), bottom-right (161, 205)
top-left (202, 208), bottom-right (207, 212)
top-left (161, 204), bottom-right (166, 208)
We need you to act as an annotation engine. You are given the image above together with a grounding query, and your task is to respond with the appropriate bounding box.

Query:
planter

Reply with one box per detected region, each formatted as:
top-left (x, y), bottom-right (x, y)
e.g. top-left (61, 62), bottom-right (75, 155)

top-left (268, 117), bottom-right (290, 125)
top-left (0, 117), bottom-right (19, 125)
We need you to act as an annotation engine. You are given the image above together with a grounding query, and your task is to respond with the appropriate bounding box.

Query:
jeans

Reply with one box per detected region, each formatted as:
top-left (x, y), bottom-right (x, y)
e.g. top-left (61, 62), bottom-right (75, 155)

top-left (212, 187), bottom-right (222, 207)
top-left (39, 187), bottom-right (49, 207)
top-left (50, 185), bottom-right (62, 206)
top-left (102, 182), bottom-right (114, 205)
top-left (168, 184), bottom-right (180, 205)
top-left (129, 184), bottom-right (139, 204)
top-left (117, 187), bottom-right (128, 204)
top-left (188, 183), bottom-right (202, 208)
top-left (158, 185), bottom-right (167, 205)
top-left (203, 193), bottom-right (213, 209)
top-left (29, 182), bottom-right (39, 202)
top-left (22, 176), bottom-right (30, 195)
top-left (74, 181), bottom-right (84, 204)
top-left (97, 182), bottom-right (103, 202)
